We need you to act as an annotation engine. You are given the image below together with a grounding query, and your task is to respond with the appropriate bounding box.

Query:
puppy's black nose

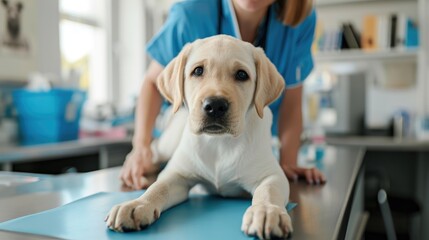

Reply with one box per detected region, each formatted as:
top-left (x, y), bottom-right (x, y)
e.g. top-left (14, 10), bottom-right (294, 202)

top-left (203, 97), bottom-right (229, 118)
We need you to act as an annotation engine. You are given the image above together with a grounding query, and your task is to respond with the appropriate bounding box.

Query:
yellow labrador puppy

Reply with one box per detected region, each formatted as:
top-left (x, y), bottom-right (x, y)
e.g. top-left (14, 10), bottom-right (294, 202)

top-left (106, 35), bottom-right (292, 239)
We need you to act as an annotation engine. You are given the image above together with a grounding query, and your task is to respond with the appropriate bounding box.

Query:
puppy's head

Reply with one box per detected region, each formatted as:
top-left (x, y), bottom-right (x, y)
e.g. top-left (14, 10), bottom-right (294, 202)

top-left (157, 35), bottom-right (284, 137)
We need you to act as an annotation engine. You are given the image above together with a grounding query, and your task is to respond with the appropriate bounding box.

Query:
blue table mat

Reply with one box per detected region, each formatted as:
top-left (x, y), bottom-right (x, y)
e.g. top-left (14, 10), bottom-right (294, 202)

top-left (0, 191), bottom-right (297, 240)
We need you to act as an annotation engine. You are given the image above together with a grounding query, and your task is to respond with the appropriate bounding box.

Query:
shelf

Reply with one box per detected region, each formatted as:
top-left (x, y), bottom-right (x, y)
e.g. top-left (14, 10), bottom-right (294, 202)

top-left (314, 49), bottom-right (419, 63)
top-left (315, 0), bottom-right (415, 7)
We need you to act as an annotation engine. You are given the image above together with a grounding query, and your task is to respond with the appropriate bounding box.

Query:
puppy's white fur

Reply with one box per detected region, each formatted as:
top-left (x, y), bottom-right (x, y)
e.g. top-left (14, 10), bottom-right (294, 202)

top-left (106, 35), bottom-right (292, 239)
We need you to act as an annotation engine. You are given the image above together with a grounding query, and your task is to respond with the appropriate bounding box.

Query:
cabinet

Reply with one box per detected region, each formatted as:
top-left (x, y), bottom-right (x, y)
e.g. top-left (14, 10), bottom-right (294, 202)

top-left (0, 140), bottom-right (132, 174)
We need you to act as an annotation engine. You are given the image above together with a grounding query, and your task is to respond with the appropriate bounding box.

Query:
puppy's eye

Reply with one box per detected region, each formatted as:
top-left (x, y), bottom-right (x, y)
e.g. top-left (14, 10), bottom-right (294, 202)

top-left (235, 70), bottom-right (249, 81)
top-left (192, 66), bottom-right (204, 77)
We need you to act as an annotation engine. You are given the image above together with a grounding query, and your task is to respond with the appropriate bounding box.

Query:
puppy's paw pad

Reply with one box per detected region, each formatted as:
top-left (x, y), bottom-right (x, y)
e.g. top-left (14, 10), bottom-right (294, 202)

top-left (121, 226), bottom-right (137, 232)
top-left (105, 200), bottom-right (160, 232)
top-left (241, 204), bottom-right (293, 239)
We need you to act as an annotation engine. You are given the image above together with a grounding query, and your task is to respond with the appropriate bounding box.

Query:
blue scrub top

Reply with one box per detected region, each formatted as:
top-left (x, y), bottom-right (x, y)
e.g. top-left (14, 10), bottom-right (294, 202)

top-left (146, 0), bottom-right (316, 136)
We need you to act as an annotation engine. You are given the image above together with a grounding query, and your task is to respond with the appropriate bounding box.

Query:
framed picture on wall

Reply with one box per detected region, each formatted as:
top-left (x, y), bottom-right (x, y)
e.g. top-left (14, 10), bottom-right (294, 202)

top-left (0, 0), bottom-right (37, 81)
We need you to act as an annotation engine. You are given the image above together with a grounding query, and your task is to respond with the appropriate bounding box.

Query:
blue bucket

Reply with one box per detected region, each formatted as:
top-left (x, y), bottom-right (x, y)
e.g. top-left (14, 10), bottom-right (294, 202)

top-left (12, 88), bottom-right (86, 145)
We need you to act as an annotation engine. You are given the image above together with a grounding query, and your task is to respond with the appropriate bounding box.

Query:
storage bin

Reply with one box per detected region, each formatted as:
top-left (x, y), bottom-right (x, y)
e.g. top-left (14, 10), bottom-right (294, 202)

top-left (12, 89), bottom-right (86, 145)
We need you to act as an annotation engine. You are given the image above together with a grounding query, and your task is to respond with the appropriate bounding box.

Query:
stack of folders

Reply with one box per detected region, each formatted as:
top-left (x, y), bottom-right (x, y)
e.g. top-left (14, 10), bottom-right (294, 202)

top-left (313, 14), bottom-right (419, 52)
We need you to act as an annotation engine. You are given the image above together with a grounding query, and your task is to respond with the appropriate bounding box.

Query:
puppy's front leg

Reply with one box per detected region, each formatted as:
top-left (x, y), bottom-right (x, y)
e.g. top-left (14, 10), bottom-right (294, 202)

top-left (242, 175), bottom-right (292, 239)
top-left (106, 171), bottom-right (191, 232)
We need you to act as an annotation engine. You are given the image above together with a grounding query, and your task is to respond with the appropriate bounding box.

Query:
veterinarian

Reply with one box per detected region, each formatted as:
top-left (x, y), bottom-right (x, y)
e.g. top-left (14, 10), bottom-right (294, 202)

top-left (121, 0), bottom-right (326, 189)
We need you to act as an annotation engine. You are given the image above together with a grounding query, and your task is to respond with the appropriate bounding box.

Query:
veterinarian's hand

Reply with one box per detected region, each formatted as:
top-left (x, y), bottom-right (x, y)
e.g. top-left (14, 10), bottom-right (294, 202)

top-left (282, 165), bottom-right (326, 185)
top-left (120, 146), bottom-right (160, 190)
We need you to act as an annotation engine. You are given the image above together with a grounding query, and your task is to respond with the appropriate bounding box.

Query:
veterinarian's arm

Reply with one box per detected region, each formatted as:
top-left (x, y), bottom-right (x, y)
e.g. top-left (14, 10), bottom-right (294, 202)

top-left (278, 85), bottom-right (326, 184)
top-left (120, 61), bottom-right (164, 189)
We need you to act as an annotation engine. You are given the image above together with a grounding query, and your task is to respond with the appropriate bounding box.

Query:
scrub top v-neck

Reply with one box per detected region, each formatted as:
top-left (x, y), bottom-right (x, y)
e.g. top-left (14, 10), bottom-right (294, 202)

top-left (217, 0), bottom-right (270, 49)
top-left (146, 0), bottom-right (316, 135)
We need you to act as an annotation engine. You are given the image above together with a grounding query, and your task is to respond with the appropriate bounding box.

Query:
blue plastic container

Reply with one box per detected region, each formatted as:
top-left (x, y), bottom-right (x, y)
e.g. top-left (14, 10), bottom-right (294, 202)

top-left (12, 89), bottom-right (86, 145)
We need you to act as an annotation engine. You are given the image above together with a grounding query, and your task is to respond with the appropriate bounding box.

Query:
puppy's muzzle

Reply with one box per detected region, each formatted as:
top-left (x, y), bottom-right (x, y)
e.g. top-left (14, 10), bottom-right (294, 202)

top-left (201, 97), bottom-right (230, 134)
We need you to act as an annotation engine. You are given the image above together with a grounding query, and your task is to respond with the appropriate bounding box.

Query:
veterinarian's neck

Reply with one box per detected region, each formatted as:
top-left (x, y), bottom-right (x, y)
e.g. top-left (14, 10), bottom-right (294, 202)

top-left (231, 1), bottom-right (269, 43)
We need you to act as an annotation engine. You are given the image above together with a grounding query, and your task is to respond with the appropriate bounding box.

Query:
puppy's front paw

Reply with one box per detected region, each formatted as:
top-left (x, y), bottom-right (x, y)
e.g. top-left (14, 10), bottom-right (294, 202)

top-left (105, 200), bottom-right (160, 232)
top-left (241, 204), bottom-right (293, 239)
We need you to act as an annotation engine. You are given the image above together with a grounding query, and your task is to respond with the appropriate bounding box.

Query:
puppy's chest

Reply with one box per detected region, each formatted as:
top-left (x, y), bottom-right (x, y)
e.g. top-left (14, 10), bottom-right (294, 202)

top-left (194, 141), bottom-right (246, 195)
top-left (203, 162), bottom-right (244, 196)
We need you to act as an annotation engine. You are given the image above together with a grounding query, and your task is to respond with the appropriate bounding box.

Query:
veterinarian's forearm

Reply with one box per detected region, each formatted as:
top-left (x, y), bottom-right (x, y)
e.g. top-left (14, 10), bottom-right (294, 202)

top-left (278, 86), bottom-right (303, 167)
top-left (279, 123), bottom-right (301, 167)
top-left (133, 79), bottom-right (163, 148)
top-left (133, 62), bottom-right (165, 149)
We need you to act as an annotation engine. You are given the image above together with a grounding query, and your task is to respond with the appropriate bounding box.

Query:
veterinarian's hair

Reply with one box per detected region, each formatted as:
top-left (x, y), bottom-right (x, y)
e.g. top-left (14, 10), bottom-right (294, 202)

top-left (275, 0), bottom-right (313, 27)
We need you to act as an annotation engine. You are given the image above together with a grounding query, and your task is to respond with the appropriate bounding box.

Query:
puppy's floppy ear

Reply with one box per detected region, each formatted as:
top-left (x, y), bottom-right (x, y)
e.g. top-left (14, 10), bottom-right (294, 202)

top-left (2, 0), bottom-right (8, 7)
top-left (253, 47), bottom-right (285, 118)
top-left (157, 44), bottom-right (191, 113)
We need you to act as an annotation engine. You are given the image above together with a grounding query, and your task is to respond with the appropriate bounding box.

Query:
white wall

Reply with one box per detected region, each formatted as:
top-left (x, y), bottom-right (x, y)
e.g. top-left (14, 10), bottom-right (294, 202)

top-left (0, 0), bottom-right (60, 82)
top-left (36, 0), bottom-right (61, 78)
top-left (114, 0), bottom-right (145, 108)
top-left (113, 0), bottom-right (184, 108)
